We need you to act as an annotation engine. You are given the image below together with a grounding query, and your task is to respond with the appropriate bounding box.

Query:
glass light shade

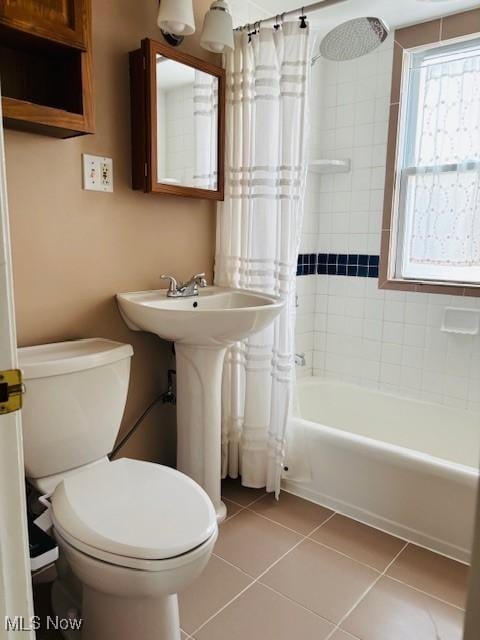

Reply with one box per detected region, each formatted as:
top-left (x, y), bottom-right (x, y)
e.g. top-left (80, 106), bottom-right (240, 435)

top-left (200, 1), bottom-right (234, 53)
top-left (157, 0), bottom-right (195, 36)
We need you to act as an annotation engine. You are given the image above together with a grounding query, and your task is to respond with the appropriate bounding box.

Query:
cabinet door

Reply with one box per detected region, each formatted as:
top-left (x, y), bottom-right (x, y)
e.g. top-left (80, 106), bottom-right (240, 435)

top-left (0, 0), bottom-right (87, 49)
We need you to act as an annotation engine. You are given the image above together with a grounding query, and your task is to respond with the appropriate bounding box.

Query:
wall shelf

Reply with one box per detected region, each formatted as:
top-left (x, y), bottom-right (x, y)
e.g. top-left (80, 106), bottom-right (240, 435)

top-left (308, 159), bottom-right (351, 174)
top-left (0, 0), bottom-right (94, 138)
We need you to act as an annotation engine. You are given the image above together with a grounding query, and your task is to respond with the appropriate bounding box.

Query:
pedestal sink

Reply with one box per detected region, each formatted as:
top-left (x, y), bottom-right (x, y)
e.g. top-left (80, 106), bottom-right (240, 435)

top-left (116, 286), bottom-right (284, 522)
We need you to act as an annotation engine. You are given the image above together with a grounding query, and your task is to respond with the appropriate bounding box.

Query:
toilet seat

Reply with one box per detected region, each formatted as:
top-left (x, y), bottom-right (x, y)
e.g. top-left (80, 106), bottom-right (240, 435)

top-left (53, 521), bottom-right (218, 571)
top-left (51, 458), bottom-right (217, 568)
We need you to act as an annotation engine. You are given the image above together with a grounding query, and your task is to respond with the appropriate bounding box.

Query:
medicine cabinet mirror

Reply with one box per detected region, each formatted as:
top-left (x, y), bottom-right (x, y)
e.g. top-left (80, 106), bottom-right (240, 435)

top-left (130, 38), bottom-right (225, 200)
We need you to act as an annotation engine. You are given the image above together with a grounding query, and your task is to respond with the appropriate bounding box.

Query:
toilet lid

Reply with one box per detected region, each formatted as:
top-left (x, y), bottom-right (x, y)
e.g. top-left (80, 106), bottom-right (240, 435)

top-left (51, 459), bottom-right (217, 561)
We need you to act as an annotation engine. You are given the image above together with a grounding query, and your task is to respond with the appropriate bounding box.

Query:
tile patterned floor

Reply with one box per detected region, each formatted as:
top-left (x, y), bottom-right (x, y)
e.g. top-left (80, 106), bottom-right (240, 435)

top-left (33, 479), bottom-right (469, 640)
top-left (180, 479), bottom-right (469, 640)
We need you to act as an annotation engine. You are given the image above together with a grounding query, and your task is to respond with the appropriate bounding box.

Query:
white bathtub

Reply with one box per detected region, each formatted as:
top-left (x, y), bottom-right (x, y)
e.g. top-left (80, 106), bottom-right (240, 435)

top-left (283, 378), bottom-right (480, 563)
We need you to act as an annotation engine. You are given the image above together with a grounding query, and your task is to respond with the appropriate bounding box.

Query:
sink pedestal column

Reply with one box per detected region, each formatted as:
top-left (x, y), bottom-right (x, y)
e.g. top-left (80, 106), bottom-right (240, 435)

top-left (175, 343), bottom-right (228, 523)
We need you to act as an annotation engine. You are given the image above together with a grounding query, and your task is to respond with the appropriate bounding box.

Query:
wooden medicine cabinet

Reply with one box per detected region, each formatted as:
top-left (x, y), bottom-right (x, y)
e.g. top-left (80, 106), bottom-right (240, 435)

top-left (130, 39), bottom-right (225, 200)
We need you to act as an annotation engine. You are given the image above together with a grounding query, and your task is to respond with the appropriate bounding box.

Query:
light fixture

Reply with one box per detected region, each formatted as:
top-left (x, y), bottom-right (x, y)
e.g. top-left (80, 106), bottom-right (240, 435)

top-left (157, 0), bottom-right (195, 47)
top-left (200, 1), bottom-right (234, 54)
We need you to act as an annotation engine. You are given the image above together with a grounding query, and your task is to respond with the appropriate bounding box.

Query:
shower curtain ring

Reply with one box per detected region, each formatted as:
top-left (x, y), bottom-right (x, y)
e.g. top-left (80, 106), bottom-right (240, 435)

top-left (274, 15), bottom-right (280, 30)
top-left (299, 7), bottom-right (308, 29)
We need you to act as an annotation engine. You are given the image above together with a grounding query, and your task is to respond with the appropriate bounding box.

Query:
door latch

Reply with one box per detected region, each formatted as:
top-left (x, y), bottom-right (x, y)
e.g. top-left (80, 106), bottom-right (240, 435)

top-left (0, 369), bottom-right (25, 415)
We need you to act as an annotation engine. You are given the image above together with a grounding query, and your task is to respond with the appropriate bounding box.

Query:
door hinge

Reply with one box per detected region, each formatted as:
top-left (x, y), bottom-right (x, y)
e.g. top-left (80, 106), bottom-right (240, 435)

top-left (0, 369), bottom-right (25, 415)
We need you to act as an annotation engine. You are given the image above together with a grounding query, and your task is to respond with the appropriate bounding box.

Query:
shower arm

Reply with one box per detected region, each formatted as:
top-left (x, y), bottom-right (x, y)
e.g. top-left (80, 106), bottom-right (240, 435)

top-left (234, 0), bottom-right (349, 32)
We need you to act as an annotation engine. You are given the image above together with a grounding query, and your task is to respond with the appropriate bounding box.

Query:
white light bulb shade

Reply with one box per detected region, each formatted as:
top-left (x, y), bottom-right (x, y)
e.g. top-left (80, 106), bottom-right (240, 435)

top-left (200, 1), bottom-right (234, 53)
top-left (157, 0), bottom-right (195, 36)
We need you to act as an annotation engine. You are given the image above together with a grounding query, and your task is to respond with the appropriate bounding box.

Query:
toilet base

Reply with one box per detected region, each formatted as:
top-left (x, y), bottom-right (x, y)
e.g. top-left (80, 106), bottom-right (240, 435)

top-left (216, 500), bottom-right (227, 523)
top-left (51, 580), bottom-right (82, 639)
top-left (52, 529), bottom-right (218, 640)
top-left (82, 588), bottom-right (180, 640)
top-left (52, 577), bottom-right (181, 640)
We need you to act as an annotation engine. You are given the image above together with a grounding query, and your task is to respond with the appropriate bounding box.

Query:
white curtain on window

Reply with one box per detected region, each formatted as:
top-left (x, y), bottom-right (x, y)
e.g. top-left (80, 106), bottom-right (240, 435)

top-left (215, 22), bottom-right (311, 495)
top-left (409, 53), bottom-right (480, 267)
top-left (193, 69), bottom-right (218, 189)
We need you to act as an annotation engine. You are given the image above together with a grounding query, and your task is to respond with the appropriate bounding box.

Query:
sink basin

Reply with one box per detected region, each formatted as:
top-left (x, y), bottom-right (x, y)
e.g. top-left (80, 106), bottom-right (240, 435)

top-left (117, 286), bottom-right (284, 522)
top-left (117, 286), bottom-right (283, 346)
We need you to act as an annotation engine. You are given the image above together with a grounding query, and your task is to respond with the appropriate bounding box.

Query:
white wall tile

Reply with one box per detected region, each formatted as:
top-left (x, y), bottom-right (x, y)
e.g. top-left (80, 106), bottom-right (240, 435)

top-left (295, 31), bottom-right (480, 412)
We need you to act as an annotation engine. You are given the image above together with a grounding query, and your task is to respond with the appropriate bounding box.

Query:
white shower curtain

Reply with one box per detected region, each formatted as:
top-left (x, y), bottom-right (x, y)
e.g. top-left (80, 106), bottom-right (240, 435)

top-left (215, 22), bottom-right (312, 495)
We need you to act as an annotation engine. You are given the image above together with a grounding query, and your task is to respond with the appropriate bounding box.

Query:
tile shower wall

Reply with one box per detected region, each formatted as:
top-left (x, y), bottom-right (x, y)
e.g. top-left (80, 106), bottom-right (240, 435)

top-left (163, 85), bottom-right (195, 185)
top-left (296, 33), bottom-right (480, 412)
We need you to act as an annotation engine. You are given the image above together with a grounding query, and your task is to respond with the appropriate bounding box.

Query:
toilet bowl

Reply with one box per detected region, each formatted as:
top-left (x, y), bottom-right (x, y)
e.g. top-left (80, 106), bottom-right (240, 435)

top-left (19, 338), bottom-right (218, 640)
top-left (50, 458), bottom-right (217, 640)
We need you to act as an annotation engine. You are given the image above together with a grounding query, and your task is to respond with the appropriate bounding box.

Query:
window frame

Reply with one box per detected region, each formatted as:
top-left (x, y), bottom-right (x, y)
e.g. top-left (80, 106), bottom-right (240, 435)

top-left (380, 12), bottom-right (480, 297)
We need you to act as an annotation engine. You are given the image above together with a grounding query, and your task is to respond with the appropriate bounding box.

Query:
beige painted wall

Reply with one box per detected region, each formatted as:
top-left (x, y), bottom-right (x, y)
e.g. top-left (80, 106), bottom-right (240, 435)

top-left (4, 0), bottom-right (218, 465)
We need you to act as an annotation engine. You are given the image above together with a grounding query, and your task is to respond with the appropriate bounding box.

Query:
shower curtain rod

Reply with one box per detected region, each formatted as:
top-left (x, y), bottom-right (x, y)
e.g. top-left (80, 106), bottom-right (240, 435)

top-left (234, 0), bottom-right (349, 31)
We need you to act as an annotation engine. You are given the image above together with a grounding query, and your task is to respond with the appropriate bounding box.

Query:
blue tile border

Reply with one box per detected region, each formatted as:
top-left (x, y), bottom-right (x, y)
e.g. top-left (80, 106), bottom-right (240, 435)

top-left (297, 253), bottom-right (379, 278)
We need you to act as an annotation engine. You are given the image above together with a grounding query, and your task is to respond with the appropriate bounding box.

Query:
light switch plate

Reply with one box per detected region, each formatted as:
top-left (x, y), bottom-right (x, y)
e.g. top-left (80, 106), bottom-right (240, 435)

top-left (82, 154), bottom-right (113, 192)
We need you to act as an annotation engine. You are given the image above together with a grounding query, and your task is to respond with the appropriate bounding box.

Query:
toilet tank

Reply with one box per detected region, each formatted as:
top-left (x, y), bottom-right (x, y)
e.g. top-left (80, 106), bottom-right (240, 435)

top-left (18, 339), bottom-right (134, 484)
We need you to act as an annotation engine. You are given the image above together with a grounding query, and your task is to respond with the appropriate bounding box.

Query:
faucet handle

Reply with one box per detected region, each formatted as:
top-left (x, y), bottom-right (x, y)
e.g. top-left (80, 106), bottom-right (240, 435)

top-left (191, 272), bottom-right (208, 288)
top-left (160, 274), bottom-right (178, 295)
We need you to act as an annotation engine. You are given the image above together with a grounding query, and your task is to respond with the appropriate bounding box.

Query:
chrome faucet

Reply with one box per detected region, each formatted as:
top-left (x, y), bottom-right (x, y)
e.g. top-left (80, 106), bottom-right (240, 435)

top-left (160, 272), bottom-right (208, 298)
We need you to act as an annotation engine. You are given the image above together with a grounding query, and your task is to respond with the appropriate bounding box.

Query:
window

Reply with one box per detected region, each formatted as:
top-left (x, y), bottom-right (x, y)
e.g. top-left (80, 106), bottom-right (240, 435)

top-left (390, 37), bottom-right (480, 287)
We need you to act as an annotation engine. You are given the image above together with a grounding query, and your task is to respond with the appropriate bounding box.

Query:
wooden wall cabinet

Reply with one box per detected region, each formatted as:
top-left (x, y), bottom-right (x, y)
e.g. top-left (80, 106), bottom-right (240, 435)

top-left (0, 0), bottom-right (94, 138)
top-left (130, 39), bottom-right (225, 200)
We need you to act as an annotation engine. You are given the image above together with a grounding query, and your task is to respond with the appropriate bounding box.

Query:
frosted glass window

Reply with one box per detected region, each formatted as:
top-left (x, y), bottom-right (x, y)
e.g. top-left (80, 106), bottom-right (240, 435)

top-left (394, 37), bottom-right (480, 285)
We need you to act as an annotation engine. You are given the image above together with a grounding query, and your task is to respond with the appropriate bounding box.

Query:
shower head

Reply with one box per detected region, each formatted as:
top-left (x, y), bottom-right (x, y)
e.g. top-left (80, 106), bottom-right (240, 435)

top-left (314, 17), bottom-right (389, 63)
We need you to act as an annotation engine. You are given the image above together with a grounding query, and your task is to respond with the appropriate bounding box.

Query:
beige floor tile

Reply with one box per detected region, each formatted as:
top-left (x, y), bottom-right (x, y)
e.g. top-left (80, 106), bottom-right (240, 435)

top-left (221, 477), bottom-right (266, 507)
top-left (310, 514), bottom-right (406, 571)
top-left (223, 498), bottom-right (243, 520)
top-left (386, 544), bottom-right (469, 608)
top-left (179, 555), bottom-right (253, 634)
top-left (214, 510), bottom-right (301, 577)
top-left (342, 576), bottom-right (465, 640)
top-left (329, 631), bottom-right (359, 640)
top-left (250, 491), bottom-right (334, 535)
top-left (195, 583), bottom-right (334, 640)
top-left (261, 538), bottom-right (379, 624)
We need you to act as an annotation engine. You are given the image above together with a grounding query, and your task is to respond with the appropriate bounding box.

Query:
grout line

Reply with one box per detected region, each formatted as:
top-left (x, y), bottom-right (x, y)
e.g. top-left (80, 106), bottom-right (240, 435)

top-left (212, 492), bottom-right (466, 636)
top-left (211, 552), bottom-right (257, 580)
top-left (243, 506), bottom-right (336, 538)
top-left (221, 490), bottom-right (267, 510)
top-left (385, 575), bottom-right (466, 611)
top-left (309, 510), bottom-right (338, 533)
top-left (221, 496), bottom-right (246, 507)
top-left (323, 542), bottom-right (409, 640)
top-left (243, 491), bottom-right (269, 508)
top-left (191, 511), bottom-right (335, 636)
top-left (259, 581), bottom-right (336, 626)
top-left (302, 536), bottom-right (385, 574)
top-left (223, 506), bottom-right (246, 523)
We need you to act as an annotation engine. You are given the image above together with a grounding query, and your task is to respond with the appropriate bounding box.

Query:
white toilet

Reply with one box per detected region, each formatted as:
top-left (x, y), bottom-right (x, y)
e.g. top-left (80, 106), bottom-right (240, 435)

top-left (19, 338), bottom-right (218, 640)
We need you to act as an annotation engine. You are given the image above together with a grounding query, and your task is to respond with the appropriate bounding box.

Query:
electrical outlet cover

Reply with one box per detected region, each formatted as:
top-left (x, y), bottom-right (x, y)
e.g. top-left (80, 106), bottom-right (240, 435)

top-left (83, 154), bottom-right (113, 192)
